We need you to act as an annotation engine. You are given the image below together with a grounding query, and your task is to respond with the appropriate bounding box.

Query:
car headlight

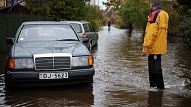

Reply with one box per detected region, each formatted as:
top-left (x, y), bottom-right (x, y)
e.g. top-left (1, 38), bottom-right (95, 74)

top-left (72, 56), bottom-right (93, 67)
top-left (14, 58), bottom-right (34, 68)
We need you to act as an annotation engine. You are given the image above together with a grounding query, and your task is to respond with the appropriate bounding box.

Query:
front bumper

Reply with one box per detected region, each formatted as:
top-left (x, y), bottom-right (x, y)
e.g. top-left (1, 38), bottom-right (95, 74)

top-left (5, 68), bottom-right (95, 87)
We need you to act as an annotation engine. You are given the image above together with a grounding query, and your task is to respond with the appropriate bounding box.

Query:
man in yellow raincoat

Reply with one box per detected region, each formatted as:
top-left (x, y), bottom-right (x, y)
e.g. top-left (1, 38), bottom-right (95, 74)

top-left (142, 0), bottom-right (169, 91)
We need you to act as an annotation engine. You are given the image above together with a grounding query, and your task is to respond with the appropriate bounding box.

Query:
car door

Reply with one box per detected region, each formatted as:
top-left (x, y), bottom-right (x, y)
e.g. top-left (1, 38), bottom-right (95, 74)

top-left (88, 23), bottom-right (98, 46)
top-left (83, 23), bottom-right (98, 47)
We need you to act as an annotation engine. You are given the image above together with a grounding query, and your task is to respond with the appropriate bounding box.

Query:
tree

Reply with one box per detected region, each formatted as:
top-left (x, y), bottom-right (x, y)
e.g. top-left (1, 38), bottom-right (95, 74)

top-left (176, 0), bottom-right (191, 6)
top-left (48, 0), bottom-right (89, 20)
top-left (176, 0), bottom-right (191, 43)
top-left (24, 0), bottom-right (51, 17)
top-left (179, 9), bottom-right (191, 42)
top-left (120, 0), bottom-right (149, 30)
top-left (102, 0), bottom-right (124, 11)
top-left (24, 0), bottom-right (91, 20)
top-left (24, 0), bottom-right (104, 30)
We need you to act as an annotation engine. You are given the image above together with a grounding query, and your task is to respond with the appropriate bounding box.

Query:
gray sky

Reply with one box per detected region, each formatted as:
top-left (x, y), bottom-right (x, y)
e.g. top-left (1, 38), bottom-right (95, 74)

top-left (95, 0), bottom-right (107, 10)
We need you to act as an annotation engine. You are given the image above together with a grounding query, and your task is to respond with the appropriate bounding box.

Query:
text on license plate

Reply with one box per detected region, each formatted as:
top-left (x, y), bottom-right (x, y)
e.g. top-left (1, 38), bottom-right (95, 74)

top-left (39, 72), bottom-right (68, 79)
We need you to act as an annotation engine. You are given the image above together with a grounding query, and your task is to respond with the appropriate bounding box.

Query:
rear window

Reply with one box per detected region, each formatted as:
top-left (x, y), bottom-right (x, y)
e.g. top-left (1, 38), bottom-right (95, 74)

top-left (71, 23), bottom-right (82, 33)
top-left (83, 23), bottom-right (94, 32)
top-left (18, 24), bottom-right (78, 42)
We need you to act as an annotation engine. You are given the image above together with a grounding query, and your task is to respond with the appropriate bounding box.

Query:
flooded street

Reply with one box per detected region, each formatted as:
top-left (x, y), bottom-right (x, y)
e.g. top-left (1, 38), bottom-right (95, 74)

top-left (0, 26), bottom-right (191, 106)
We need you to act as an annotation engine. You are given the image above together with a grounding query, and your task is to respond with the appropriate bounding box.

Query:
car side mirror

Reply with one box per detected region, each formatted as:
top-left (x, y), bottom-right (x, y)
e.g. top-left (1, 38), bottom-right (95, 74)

top-left (6, 38), bottom-right (15, 44)
top-left (82, 38), bottom-right (89, 43)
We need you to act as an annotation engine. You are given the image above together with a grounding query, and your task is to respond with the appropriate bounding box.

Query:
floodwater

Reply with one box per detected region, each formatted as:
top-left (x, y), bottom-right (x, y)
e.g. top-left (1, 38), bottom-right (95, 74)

top-left (0, 26), bottom-right (191, 107)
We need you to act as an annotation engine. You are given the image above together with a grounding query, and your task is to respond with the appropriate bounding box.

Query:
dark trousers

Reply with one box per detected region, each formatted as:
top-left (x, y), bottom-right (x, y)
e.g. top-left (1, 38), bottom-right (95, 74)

top-left (148, 54), bottom-right (164, 89)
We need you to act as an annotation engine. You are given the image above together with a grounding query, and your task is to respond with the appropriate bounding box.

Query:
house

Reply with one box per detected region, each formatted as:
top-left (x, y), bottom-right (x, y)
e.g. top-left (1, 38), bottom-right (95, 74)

top-left (0, 0), bottom-right (30, 15)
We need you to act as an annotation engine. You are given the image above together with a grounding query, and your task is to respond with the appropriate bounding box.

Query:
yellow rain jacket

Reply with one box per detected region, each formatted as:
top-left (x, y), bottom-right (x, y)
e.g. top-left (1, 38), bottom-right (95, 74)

top-left (143, 6), bottom-right (169, 54)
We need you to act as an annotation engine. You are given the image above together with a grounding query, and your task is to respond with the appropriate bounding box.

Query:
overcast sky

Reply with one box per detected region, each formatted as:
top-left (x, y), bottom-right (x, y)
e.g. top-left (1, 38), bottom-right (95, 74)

top-left (94, 0), bottom-right (107, 10)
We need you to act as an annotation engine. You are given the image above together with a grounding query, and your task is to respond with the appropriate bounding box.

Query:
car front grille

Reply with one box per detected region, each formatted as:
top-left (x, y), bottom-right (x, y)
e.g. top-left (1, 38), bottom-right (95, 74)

top-left (34, 53), bottom-right (71, 70)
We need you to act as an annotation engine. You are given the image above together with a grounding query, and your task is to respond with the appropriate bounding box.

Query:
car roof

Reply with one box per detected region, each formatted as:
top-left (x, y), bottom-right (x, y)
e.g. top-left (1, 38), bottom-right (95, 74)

top-left (60, 20), bottom-right (89, 24)
top-left (22, 21), bottom-right (70, 25)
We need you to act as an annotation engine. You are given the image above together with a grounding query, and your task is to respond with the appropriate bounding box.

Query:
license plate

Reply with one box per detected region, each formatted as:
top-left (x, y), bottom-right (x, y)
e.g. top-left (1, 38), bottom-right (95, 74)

top-left (39, 72), bottom-right (68, 79)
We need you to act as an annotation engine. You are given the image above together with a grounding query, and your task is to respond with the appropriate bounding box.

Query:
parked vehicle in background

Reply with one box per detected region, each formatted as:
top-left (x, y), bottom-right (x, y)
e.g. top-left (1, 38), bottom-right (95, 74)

top-left (5, 21), bottom-right (95, 88)
top-left (61, 20), bottom-right (99, 51)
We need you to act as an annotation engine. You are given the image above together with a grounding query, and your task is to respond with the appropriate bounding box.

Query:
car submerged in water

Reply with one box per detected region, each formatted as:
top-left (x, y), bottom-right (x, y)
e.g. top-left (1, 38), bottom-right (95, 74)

top-left (5, 21), bottom-right (95, 87)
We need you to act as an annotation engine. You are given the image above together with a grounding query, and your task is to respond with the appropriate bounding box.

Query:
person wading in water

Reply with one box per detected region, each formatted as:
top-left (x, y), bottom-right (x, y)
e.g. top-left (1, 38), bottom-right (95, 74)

top-left (108, 20), bottom-right (111, 31)
top-left (142, 0), bottom-right (169, 92)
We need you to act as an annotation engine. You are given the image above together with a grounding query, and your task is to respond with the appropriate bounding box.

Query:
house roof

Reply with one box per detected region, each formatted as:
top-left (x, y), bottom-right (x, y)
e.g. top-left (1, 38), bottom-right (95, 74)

top-left (0, 0), bottom-right (25, 11)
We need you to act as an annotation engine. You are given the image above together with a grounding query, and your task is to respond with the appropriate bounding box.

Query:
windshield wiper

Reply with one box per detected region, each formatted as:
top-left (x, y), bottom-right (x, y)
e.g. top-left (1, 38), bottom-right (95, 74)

top-left (56, 39), bottom-right (78, 41)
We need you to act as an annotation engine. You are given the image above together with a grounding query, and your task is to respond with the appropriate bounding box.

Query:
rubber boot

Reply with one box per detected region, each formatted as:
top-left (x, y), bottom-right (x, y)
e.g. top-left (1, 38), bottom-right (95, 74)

top-left (156, 69), bottom-right (165, 89)
top-left (149, 71), bottom-right (157, 87)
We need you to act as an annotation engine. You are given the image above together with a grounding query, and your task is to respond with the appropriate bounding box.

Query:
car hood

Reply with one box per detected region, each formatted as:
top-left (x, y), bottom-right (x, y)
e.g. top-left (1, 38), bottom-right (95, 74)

top-left (12, 41), bottom-right (89, 57)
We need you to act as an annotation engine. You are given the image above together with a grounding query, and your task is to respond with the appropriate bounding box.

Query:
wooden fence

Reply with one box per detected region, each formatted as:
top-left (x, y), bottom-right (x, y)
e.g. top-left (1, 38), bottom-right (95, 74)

top-left (0, 14), bottom-right (55, 53)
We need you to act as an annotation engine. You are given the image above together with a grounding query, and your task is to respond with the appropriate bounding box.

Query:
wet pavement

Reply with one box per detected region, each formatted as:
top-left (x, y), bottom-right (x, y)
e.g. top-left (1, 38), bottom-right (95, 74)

top-left (0, 26), bottom-right (191, 106)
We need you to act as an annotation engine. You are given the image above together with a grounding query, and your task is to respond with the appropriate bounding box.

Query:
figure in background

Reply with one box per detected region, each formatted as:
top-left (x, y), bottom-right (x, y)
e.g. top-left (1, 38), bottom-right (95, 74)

top-left (128, 21), bottom-right (133, 35)
top-left (108, 20), bottom-right (111, 31)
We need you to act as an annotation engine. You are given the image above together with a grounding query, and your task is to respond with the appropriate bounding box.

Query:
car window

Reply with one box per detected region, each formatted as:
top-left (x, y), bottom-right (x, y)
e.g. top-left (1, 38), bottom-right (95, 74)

top-left (18, 24), bottom-right (78, 42)
top-left (87, 23), bottom-right (94, 32)
top-left (71, 23), bottom-right (82, 33)
top-left (83, 23), bottom-right (90, 32)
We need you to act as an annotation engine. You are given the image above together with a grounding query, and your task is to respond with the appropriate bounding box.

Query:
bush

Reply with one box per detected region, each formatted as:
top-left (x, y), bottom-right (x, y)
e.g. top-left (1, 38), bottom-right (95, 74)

top-left (179, 9), bottom-right (191, 43)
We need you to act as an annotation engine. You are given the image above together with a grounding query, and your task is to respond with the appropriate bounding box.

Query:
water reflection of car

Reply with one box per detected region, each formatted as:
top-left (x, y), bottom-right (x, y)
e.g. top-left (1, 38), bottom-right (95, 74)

top-left (5, 21), bottom-right (95, 88)
top-left (61, 21), bottom-right (98, 51)
top-left (4, 84), bottom-right (94, 106)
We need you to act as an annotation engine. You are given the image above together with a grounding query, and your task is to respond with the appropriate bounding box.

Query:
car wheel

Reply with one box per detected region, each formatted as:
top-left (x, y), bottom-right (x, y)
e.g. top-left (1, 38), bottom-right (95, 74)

top-left (89, 42), bottom-right (92, 51)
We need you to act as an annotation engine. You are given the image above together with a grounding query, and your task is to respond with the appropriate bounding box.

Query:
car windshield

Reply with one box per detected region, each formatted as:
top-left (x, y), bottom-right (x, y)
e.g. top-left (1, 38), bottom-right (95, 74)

top-left (18, 24), bottom-right (78, 42)
top-left (71, 23), bottom-right (82, 33)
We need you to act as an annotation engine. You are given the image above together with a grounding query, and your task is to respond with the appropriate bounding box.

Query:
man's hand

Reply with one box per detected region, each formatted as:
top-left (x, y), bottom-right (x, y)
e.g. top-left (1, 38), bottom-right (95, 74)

top-left (142, 50), bottom-right (147, 56)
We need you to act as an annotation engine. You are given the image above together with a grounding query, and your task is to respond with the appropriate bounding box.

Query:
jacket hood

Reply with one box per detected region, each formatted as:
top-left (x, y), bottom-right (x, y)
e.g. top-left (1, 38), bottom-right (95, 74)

top-left (152, 6), bottom-right (162, 12)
